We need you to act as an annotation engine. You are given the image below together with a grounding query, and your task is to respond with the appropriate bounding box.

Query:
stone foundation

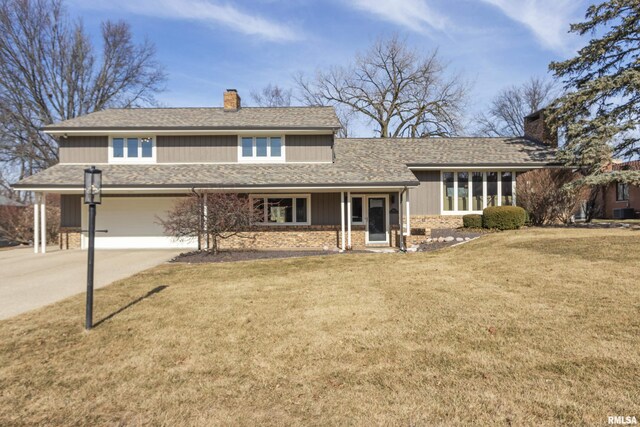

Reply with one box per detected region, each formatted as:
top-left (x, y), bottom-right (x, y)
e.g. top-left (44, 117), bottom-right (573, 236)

top-left (59, 228), bottom-right (81, 249)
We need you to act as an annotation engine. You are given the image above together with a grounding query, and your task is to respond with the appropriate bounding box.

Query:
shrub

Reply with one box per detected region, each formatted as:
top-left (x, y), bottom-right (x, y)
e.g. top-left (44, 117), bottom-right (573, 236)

top-left (482, 206), bottom-right (527, 230)
top-left (462, 214), bottom-right (483, 228)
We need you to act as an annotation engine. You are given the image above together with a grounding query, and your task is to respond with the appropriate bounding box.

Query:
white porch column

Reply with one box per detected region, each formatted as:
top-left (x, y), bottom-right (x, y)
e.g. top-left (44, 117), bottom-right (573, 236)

top-left (405, 189), bottom-right (411, 236)
top-left (340, 191), bottom-right (345, 251)
top-left (497, 173), bottom-right (503, 206)
top-left (347, 191), bottom-right (352, 250)
top-left (512, 171), bottom-right (517, 206)
top-left (203, 193), bottom-right (208, 250)
top-left (33, 193), bottom-right (40, 253)
top-left (482, 172), bottom-right (488, 209)
top-left (40, 193), bottom-right (47, 253)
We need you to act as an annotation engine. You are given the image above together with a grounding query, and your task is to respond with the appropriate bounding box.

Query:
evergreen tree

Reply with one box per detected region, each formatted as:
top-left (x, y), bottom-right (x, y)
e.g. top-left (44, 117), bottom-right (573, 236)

top-left (549, 0), bottom-right (640, 185)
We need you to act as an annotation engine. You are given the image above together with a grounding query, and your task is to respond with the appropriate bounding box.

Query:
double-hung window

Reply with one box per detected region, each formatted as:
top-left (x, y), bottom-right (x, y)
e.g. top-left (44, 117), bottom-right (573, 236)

top-left (252, 195), bottom-right (310, 225)
top-left (111, 136), bottom-right (155, 163)
top-left (240, 136), bottom-right (284, 163)
top-left (616, 182), bottom-right (629, 201)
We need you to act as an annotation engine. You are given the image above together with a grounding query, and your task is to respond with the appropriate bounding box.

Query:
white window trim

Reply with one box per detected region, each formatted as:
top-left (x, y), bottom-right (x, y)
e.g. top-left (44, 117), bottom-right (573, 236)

top-left (440, 170), bottom-right (518, 215)
top-left (350, 194), bottom-right (365, 225)
top-left (109, 135), bottom-right (156, 164)
top-left (238, 135), bottom-right (286, 163)
top-left (250, 193), bottom-right (311, 226)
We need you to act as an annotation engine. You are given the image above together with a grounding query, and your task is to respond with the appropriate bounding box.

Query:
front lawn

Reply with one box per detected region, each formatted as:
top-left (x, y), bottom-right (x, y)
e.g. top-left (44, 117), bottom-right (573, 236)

top-left (0, 228), bottom-right (638, 425)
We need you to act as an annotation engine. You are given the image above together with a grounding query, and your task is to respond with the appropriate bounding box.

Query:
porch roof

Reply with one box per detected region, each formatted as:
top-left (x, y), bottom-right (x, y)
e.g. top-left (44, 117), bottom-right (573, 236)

top-left (12, 161), bottom-right (419, 191)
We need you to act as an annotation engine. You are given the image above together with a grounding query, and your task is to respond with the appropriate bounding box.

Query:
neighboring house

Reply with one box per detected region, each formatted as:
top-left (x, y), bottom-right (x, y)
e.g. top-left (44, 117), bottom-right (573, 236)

top-left (13, 90), bottom-right (557, 251)
top-left (600, 160), bottom-right (640, 219)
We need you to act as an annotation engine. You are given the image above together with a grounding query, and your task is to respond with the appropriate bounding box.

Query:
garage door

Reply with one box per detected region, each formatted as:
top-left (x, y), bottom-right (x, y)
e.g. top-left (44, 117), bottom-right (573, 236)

top-left (81, 196), bottom-right (197, 249)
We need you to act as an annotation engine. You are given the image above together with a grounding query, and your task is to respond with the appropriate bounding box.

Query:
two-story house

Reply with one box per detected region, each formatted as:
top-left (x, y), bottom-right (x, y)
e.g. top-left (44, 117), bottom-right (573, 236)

top-left (14, 90), bottom-right (558, 252)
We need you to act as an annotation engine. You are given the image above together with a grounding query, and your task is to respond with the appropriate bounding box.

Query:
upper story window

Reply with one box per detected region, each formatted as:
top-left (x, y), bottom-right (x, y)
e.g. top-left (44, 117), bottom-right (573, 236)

top-left (110, 136), bottom-right (155, 163)
top-left (239, 136), bottom-right (284, 163)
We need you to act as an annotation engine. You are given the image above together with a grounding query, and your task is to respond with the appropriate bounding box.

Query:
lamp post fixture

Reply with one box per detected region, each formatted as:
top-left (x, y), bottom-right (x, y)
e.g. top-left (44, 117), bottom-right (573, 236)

top-left (84, 166), bottom-right (102, 330)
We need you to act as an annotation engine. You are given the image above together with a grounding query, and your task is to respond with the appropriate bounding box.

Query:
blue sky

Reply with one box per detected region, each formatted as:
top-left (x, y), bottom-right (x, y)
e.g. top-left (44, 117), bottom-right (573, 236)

top-left (67, 0), bottom-right (595, 136)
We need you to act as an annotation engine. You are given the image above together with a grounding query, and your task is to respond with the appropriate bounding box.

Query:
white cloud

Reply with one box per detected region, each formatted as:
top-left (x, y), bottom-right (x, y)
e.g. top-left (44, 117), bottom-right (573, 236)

top-left (479, 0), bottom-right (582, 53)
top-left (349, 0), bottom-right (450, 34)
top-left (76, 0), bottom-right (299, 42)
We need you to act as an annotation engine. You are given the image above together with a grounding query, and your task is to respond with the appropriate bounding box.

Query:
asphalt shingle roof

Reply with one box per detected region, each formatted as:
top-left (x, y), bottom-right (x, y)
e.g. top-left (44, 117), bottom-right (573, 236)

top-left (336, 137), bottom-right (556, 166)
top-left (13, 136), bottom-right (557, 189)
top-left (44, 107), bottom-right (341, 130)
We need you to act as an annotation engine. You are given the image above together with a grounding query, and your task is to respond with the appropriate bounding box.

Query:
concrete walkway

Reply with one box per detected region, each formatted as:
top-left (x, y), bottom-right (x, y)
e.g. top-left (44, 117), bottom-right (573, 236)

top-left (0, 246), bottom-right (181, 320)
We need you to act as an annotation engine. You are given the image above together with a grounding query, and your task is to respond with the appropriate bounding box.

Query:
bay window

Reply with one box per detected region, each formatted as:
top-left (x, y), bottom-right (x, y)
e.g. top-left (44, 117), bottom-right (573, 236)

top-left (252, 195), bottom-right (310, 225)
top-left (441, 170), bottom-right (519, 214)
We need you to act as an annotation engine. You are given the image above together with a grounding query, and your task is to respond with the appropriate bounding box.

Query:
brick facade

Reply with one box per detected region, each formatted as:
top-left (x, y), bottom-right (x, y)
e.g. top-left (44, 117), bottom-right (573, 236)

top-left (59, 227), bottom-right (81, 249)
top-left (602, 182), bottom-right (640, 219)
top-left (411, 214), bottom-right (463, 230)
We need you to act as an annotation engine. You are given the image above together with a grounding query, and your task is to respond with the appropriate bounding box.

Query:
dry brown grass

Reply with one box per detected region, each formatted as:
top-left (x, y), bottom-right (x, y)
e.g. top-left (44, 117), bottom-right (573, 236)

top-left (1, 228), bottom-right (639, 425)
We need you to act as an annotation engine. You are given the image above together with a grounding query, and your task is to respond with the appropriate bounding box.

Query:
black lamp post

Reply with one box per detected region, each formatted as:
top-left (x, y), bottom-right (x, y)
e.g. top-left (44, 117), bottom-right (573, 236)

top-left (84, 166), bottom-right (102, 330)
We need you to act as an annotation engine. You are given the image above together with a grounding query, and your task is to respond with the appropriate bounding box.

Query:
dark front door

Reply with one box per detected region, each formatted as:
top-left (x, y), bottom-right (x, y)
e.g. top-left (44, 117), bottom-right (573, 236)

top-left (367, 197), bottom-right (387, 242)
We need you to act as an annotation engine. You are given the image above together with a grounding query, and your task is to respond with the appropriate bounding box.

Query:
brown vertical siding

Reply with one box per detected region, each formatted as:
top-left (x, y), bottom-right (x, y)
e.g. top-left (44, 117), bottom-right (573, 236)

top-left (286, 135), bottom-right (333, 163)
top-left (60, 194), bottom-right (81, 227)
top-left (311, 192), bottom-right (341, 225)
top-left (409, 171), bottom-right (440, 215)
top-left (157, 135), bottom-right (237, 163)
top-left (59, 136), bottom-right (108, 164)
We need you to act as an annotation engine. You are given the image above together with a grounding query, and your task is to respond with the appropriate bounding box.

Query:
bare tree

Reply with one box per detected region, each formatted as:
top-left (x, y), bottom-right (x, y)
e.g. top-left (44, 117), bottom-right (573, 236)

top-left (295, 34), bottom-right (469, 138)
top-left (0, 193), bottom-right (59, 244)
top-left (516, 169), bottom-right (588, 225)
top-left (475, 77), bottom-right (557, 137)
top-left (0, 0), bottom-right (166, 176)
top-left (250, 83), bottom-right (292, 107)
top-left (160, 193), bottom-right (263, 254)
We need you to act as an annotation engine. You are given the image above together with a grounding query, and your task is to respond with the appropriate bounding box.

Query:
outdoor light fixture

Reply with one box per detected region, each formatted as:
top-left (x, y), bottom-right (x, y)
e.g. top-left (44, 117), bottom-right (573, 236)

top-left (84, 166), bottom-right (102, 205)
top-left (83, 166), bottom-right (102, 330)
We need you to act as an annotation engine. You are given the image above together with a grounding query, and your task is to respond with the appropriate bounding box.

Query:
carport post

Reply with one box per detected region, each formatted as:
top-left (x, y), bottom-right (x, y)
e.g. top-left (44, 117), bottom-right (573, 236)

top-left (33, 193), bottom-right (39, 253)
top-left (40, 194), bottom-right (46, 254)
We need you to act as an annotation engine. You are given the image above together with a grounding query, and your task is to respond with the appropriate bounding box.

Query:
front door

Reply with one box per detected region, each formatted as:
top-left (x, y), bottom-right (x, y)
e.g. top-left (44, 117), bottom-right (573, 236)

top-left (367, 197), bottom-right (387, 243)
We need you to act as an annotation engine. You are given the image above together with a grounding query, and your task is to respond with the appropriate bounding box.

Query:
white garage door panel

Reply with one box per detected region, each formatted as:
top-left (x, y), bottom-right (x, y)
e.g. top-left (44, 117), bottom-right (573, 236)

top-left (81, 197), bottom-right (198, 249)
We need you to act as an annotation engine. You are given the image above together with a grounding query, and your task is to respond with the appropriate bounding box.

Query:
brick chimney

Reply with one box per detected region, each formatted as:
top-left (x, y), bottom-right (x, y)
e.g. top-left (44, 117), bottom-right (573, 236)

top-left (524, 108), bottom-right (557, 147)
top-left (223, 89), bottom-right (241, 111)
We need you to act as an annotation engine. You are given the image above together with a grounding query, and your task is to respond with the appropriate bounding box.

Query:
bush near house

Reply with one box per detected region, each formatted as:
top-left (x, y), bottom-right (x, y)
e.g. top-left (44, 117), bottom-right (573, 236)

top-left (462, 214), bottom-right (483, 228)
top-left (482, 206), bottom-right (527, 230)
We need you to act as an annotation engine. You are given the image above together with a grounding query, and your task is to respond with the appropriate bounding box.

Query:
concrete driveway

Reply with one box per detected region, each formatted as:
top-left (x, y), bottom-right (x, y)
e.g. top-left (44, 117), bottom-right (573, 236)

top-left (0, 246), bottom-right (181, 320)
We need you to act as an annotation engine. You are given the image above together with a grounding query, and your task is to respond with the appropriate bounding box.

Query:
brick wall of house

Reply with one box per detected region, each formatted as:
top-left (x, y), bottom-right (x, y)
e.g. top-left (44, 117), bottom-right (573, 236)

top-left (602, 182), bottom-right (640, 219)
top-left (59, 228), bottom-right (81, 249)
top-left (411, 215), bottom-right (463, 230)
top-left (216, 224), bottom-right (428, 251)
